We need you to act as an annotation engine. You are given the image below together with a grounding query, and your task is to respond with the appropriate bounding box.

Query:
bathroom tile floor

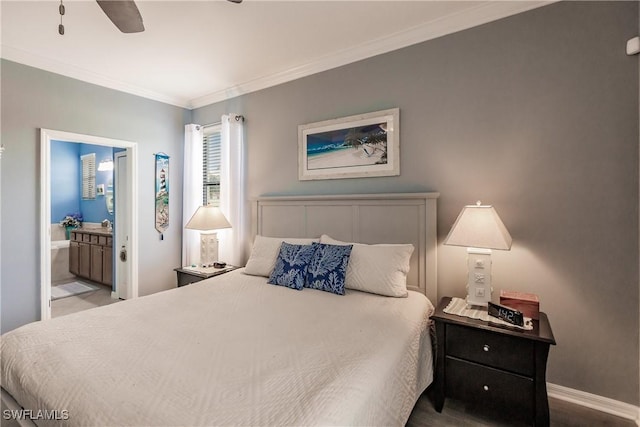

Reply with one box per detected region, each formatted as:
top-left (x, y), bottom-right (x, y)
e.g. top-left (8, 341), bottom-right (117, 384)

top-left (51, 281), bottom-right (120, 318)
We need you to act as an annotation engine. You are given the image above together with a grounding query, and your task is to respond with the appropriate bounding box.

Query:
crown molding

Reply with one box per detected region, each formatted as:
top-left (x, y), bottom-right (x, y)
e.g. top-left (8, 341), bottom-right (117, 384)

top-left (0, 45), bottom-right (191, 109)
top-left (2, 1), bottom-right (554, 110)
top-left (188, 1), bottom-right (554, 109)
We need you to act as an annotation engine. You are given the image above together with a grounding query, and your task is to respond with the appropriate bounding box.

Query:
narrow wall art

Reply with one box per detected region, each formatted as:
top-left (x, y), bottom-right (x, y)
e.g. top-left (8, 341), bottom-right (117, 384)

top-left (155, 153), bottom-right (169, 236)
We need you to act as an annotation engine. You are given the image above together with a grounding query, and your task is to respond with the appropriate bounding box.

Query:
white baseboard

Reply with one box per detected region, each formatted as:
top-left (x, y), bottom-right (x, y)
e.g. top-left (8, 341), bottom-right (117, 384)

top-left (547, 383), bottom-right (640, 425)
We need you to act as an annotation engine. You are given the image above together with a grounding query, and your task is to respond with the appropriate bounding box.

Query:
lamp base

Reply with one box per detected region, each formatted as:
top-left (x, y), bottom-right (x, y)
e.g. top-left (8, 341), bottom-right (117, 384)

top-left (199, 231), bottom-right (219, 267)
top-left (465, 247), bottom-right (493, 307)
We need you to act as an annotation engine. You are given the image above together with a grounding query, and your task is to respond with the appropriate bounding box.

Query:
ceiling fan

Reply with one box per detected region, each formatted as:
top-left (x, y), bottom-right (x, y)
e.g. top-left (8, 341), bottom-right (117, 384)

top-left (96, 0), bottom-right (243, 33)
top-left (96, 1), bottom-right (146, 33)
top-left (59, 0), bottom-right (243, 35)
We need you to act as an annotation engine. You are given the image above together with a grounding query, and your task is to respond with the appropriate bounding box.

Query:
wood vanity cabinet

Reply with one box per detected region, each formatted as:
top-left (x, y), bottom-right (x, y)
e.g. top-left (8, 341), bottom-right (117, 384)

top-left (69, 230), bottom-right (113, 286)
top-left (90, 244), bottom-right (103, 282)
top-left (69, 241), bottom-right (79, 276)
top-left (79, 242), bottom-right (91, 278)
top-left (102, 245), bottom-right (113, 286)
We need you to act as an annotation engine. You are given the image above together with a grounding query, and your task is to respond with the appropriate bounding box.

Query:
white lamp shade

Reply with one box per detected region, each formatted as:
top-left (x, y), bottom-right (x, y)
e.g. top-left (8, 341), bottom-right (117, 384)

top-left (185, 206), bottom-right (232, 231)
top-left (444, 203), bottom-right (512, 250)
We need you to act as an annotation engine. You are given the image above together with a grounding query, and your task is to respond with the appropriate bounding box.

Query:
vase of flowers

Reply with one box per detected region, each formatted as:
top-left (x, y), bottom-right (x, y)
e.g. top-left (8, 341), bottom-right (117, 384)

top-left (60, 213), bottom-right (83, 239)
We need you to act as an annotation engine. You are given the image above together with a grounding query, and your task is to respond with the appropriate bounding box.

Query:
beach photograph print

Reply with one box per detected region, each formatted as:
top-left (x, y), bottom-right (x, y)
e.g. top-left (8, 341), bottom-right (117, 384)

top-left (306, 123), bottom-right (387, 170)
top-left (298, 108), bottom-right (399, 180)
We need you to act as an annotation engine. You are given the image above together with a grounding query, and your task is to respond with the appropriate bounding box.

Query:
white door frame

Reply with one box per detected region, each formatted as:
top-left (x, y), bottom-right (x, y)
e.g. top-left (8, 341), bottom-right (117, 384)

top-left (40, 128), bottom-right (139, 320)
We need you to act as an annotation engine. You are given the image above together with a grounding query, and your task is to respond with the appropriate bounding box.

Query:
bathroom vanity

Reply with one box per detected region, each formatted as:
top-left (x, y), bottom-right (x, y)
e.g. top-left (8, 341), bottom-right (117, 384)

top-left (69, 229), bottom-right (113, 286)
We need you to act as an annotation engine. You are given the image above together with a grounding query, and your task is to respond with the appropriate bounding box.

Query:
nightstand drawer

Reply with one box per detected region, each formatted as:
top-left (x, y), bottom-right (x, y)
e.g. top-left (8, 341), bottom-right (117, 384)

top-left (446, 357), bottom-right (534, 420)
top-left (446, 324), bottom-right (534, 376)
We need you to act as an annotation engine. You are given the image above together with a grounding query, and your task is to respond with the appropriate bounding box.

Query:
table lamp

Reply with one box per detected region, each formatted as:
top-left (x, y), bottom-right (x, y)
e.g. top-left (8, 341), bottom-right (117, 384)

top-left (185, 206), bottom-right (232, 267)
top-left (444, 201), bottom-right (512, 307)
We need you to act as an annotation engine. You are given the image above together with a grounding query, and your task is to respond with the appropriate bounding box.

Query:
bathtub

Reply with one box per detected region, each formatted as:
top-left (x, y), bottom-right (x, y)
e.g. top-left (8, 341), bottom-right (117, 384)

top-left (51, 240), bottom-right (70, 250)
top-left (51, 239), bottom-right (75, 284)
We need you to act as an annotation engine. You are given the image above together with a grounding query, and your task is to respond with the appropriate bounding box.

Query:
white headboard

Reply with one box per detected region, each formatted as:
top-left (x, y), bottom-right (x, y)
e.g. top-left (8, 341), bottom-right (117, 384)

top-left (251, 193), bottom-right (439, 304)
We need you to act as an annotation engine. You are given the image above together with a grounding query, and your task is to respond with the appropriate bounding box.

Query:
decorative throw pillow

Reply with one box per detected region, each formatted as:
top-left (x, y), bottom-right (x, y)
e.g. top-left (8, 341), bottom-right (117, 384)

top-left (304, 243), bottom-right (353, 295)
top-left (320, 235), bottom-right (414, 297)
top-left (244, 235), bottom-right (319, 277)
top-left (267, 243), bottom-right (317, 290)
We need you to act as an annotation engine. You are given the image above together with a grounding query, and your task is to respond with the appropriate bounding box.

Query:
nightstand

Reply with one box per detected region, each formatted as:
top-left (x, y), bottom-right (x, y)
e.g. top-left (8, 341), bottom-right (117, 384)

top-left (174, 265), bottom-right (238, 287)
top-left (431, 296), bottom-right (556, 426)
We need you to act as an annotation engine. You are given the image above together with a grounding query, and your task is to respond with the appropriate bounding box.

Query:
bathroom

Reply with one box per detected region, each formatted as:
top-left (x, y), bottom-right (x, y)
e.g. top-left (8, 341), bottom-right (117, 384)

top-left (51, 140), bottom-right (117, 300)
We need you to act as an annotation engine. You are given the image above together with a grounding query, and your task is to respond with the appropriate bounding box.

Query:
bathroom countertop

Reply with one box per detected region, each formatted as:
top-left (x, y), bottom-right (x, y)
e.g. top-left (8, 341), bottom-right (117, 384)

top-left (76, 227), bottom-right (113, 236)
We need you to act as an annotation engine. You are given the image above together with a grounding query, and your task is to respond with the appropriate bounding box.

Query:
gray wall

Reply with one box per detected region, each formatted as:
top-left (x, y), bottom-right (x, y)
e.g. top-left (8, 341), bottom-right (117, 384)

top-left (0, 0), bottom-right (637, 408)
top-left (194, 2), bottom-right (639, 405)
top-left (0, 59), bottom-right (190, 332)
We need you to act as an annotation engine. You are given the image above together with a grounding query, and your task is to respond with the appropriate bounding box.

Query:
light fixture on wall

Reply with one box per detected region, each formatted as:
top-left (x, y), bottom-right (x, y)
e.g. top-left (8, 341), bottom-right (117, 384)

top-left (185, 206), bottom-right (232, 267)
top-left (444, 201), bottom-right (512, 307)
top-left (97, 158), bottom-right (114, 171)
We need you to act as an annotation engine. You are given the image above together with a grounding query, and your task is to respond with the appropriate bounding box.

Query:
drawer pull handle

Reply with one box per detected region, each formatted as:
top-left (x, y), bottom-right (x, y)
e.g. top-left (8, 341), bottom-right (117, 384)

top-left (483, 385), bottom-right (489, 391)
top-left (483, 345), bottom-right (490, 352)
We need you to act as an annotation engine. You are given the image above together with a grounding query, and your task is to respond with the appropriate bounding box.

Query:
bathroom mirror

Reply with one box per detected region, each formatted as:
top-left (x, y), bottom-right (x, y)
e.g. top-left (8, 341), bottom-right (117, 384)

top-left (106, 192), bottom-right (114, 214)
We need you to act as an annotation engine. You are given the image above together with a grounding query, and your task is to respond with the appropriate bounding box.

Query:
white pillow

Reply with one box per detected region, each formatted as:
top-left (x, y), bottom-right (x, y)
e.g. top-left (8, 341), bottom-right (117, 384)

top-left (244, 235), bottom-right (319, 277)
top-left (320, 234), bottom-right (414, 297)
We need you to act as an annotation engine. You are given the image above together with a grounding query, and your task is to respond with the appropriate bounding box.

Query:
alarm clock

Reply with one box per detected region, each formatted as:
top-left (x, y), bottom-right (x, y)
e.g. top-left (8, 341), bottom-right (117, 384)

top-left (488, 301), bottom-right (524, 327)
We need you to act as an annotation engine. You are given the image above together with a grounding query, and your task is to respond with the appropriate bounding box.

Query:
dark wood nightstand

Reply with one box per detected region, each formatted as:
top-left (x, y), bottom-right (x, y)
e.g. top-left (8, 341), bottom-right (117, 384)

top-left (174, 265), bottom-right (238, 287)
top-left (431, 296), bottom-right (556, 426)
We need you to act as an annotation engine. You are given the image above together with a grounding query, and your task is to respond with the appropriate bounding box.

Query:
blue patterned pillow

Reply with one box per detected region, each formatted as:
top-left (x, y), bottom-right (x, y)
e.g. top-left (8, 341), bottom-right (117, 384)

top-left (304, 243), bottom-right (353, 295)
top-left (267, 243), bottom-right (317, 290)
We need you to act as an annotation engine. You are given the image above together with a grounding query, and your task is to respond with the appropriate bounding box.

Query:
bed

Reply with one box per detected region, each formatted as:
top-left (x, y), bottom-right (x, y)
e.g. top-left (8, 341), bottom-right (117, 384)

top-left (1, 193), bottom-right (439, 426)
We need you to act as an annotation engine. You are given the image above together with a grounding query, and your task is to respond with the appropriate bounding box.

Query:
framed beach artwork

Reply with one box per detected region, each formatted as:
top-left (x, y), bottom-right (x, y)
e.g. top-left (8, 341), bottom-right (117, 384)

top-left (298, 108), bottom-right (400, 180)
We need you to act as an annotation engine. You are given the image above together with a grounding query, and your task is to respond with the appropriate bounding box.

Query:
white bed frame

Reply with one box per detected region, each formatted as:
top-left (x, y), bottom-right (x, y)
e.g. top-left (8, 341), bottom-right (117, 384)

top-left (251, 192), bottom-right (439, 304)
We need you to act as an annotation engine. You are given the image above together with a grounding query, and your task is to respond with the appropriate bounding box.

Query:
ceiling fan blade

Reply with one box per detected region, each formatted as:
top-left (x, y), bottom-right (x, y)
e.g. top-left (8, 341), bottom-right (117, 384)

top-left (96, 0), bottom-right (144, 33)
top-left (227, 0), bottom-right (243, 3)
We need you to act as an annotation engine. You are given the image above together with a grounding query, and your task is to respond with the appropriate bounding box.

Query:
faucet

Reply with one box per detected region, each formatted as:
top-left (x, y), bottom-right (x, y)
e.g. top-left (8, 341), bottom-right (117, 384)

top-left (102, 219), bottom-right (112, 231)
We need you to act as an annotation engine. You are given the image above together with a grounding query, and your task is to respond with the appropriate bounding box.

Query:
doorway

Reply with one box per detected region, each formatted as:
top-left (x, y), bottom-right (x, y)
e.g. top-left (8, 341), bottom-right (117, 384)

top-left (40, 129), bottom-right (139, 321)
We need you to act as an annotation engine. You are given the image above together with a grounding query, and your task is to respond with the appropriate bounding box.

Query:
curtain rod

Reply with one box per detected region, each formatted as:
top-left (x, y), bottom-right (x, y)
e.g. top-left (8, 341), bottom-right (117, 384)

top-left (202, 121), bottom-right (221, 129)
top-left (202, 115), bottom-right (245, 128)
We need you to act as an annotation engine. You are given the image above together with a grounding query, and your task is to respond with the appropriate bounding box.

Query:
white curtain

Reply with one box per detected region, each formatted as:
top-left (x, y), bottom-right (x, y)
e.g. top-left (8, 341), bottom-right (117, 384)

top-left (182, 124), bottom-right (204, 266)
top-left (218, 114), bottom-right (247, 267)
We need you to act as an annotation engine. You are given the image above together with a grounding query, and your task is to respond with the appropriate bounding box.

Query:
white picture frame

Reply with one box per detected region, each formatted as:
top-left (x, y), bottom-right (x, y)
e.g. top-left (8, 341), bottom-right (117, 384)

top-left (298, 108), bottom-right (400, 180)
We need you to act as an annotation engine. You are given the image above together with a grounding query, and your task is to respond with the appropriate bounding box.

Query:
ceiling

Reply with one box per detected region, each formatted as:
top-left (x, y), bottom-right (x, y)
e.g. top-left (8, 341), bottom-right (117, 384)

top-left (1, 1), bottom-right (551, 109)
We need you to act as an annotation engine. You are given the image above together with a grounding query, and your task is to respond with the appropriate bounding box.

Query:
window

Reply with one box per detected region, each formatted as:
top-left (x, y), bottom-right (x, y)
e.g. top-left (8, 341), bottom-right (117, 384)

top-left (203, 125), bottom-right (222, 206)
top-left (81, 153), bottom-right (96, 199)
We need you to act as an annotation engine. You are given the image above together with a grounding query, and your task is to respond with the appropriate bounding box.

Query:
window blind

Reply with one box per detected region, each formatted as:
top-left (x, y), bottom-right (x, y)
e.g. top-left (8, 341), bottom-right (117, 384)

top-left (81, 153), bottom-right (96, 199)
top-left (203, 126), bottom-right (222, 206)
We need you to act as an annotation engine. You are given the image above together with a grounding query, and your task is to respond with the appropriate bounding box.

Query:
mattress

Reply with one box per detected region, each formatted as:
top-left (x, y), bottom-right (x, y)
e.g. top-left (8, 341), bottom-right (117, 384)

top-left (1, 269), bottom-right (434, 426)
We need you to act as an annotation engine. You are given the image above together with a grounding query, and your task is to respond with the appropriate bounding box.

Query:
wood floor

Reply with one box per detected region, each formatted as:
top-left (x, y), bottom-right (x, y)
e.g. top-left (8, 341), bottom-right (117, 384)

top-left (51, 282), bottom-right (120, 318)
top-left (406, 390), bottom-right (637, 427)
